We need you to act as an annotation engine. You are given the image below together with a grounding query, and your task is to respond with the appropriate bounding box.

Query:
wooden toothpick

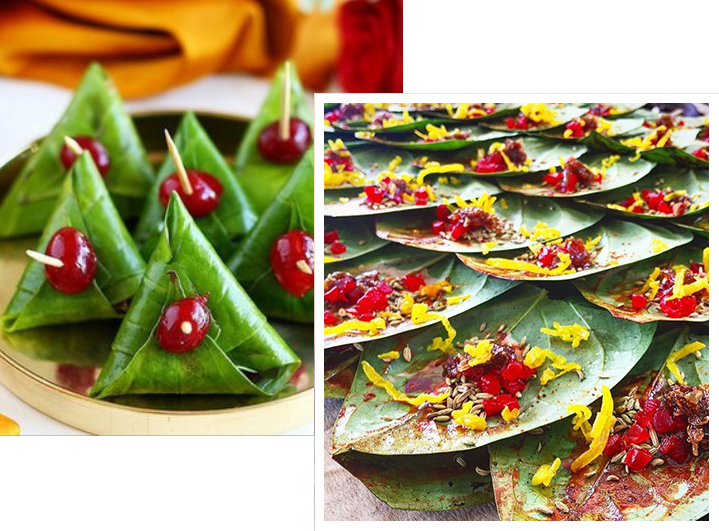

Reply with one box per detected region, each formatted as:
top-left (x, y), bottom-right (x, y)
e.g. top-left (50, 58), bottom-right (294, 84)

top-left (280, 61), bottom-right (292, 141)
top-left (164, 129), bottom-right (193, 195)
top-left (26, 249), bottom-right (63, 268)
top-left (64, 136), bottom-right (84, 157)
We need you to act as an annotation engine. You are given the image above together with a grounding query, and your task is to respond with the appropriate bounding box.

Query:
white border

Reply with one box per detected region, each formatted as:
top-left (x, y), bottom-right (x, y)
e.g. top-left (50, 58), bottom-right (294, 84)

top-left (315, 95), bottom-right (715, 527)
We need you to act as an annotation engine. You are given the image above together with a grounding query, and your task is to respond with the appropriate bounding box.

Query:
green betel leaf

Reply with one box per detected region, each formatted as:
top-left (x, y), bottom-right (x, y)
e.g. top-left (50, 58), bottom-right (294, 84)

top-left (324, 143), bottom-right (416, 189)
top-left (498, 153), bottom-right (655, 198)
top-left (333, 446), bottom-right (494, 511)
top-left (540, 117), bottom-right (646, 153)
top-left (578, 167), bottom-right (709, 219)
top-left (134, 112), bottom-right (257, 260)
top-left (332, 285), bottom-right (656, 457)
top-left (424, 103), bottom-right (522, 122)
top-left (489, 327), bottom-right (708, 521)
top-left (1, 152), bottom-right (146, 332)
top-left (672, 213), bottom-right (709, 238)
top-left (325, 347), bottom-right (361, 399)
top-left (90, 194), bottom-right (300, 398)
top-left (227, 152), bottom-right (313, 323)
top-left (324, 245), bottom-right (517, 349)
top-left (324, 174), bottom-right (501, 217)
top-left (375, 195), bottom-right (603, 254)
top-left (323, 216), bottom-right (388, 264)
top-left (235, 62), bottom-right (313, 213)
top-left (357, 126), bottom-right (514, 151)
top-left (0, 63), bottom-right (154, 237)
top-left (574, 244), bottom-right (708, 323)
top-left (483, 104), bottom-right (586, 132)
top-left (337, 117), bottom-right (452, 134)
top-left (457, 218), bottom-right (692, 281)
top-left (413, 137), bottom-right (589, 178)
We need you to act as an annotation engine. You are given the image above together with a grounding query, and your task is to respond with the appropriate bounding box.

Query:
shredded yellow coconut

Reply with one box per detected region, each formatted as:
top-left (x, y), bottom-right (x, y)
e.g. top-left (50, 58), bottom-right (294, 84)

top-left (488, 142), bottom-right (532, 172)
top-left (652, 239), bottom-right (668, 253)
top-left (523, 346), bottom-right (582, 385)
top-left (568, 404), bottom-right (593, 440)
top-left (361, 361), bottom-right (449, 406)
top-left (324, 317), bottom-right (386, 337)
top-left (486, 253), bottom-right (575, 276)
top-left (447, 294), bottom-right (471, 305)
top-left (324, 256), bottom-right (338, 264)
top-left (665, 341), bottom-right (705, 385)
top-left (570, 386), bottom-right (616, 472)
top-left (416, 163), bottom-right (465, 185)
top-left (501, 406), bottom-right (520, 421)
top-left (415, 124), bottom-right (463, 142)
top-left (410, 304), bottom-right (457, 354)
top-left (519, 103), bottom-right (560, 126)
top-left (464, 340), bottom-right (493, 366)
top-left (540, 322), bottom-right (590, 348)
top-left (451, 401), bottom-right (487, 430)
top-left (378, 351), bottom-right (400, 362)
top-left (532, 458), bottom-right (561, 487)
top-left (481, 242), bottom-right (497, 255)
top-left (454, 192), bottom-right (497, 214)
top-left (499, 198), bottom-right (509, 210)
top-left (400, 294), bottom-right (415, 314)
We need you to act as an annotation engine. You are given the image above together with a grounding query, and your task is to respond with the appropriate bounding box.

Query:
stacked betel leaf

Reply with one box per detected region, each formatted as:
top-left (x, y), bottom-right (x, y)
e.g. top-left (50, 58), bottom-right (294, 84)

top-left (323, 102), bottom-right (709, 519)
top-left (0, 62), bottom-right (314, 404)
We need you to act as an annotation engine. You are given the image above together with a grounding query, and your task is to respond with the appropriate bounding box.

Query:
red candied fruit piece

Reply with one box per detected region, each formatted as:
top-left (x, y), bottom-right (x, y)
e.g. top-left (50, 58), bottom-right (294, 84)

top-left (502, 378), bottom-right (527, 395)
top-left (353, 287), bottom-right (389, 315)
top-left (436, 204), bottom-right (451, 221)
top-left (475, 151), bottom-right (508, 174)
top-left (156, 295), bottom-right (211, 353)
top-left (625, 447), bottom-right (653, 471)
top-left (324, 230), bottom-right (339, 244)
top-left (659, 296), bottom-right (697, 318)
top-left (364, 185), bottom-right (384, 204)
top-left (483, 394), bottom-right (520, 417)
top-left (641, 189), bottom-right (664, 210)
top-left (500, 361), bottom-right (535, 381)
top-left (653, 407), bottom-right (687, 434)
top-left (449, 223), bottom-right (469, 241)
top-left (536, 246), bottom-right (558, 268)
top-left (414, 188), bottom-right (428, 206)
top-left (479, 373), bottom-right (501, 396)
top-left (623, 423), bottom-right (650, 445)
top-left (270, 230), bottom-right (314, 298)
top-left (60, 136), bottom-right (111, 176)
top-left (44, 227), bottom-right (98, 294)
top-left (401, 273), bottom-right (425, 292)
top-left (324, 311), bottom-right (338, 326)
top-left (505, 115), bottom-right (530, 130)
top-left (658, 433), bottom-right (691, 463)
top-left (604, 433), bottom-right (626, 458)
top-left (634, 398), bottom-right (661, 428)
top-left (432, 220), bottom-right (446, 235)
top-left (689, 262), bottom-right (703, 274)
top-left (562, 238), bottom-right (590, 269)
top-left (330, 241), bottom-right (347, 255)
top-left (691, 147), bottom-right (708, 161)
top-left (564, 120), bottom-right (585, 138)
top-left (631, 294), bottom-right (648, 310)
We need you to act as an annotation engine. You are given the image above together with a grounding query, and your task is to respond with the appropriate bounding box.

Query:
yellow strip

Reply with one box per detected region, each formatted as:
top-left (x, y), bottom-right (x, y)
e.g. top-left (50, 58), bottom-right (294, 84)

top-left (0, 415), bottom-right (20, 531)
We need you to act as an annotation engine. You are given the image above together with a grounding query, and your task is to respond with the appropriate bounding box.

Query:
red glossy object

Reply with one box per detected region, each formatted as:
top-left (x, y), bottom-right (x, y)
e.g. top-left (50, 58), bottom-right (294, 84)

top-left (659, 296), bottom-right (697, 318)
top-left (653, 407), bottom-right (687, 433)
top-left (631, 294), bottom-right (648, 310)
top-left (691, 147), bottom-right (708, 161)
top-left (432, 220), bottom-right (446, 235)
top-left (625, 446), bottom-right (653, 471)
top-left (483, 394), bottom-right (520, 417)
top-left (623, 423), bottom-right (650, 445)
top-left (364, 185), bottom-right (384, 204)
top-left (479, 373), bottom-right (500, 396)
top-left (634, 398), bottom-right (660, 428)
top-left (474, 151), bottom-right (507, 174)
top-left (157, 295), bottom-right (211, 353)
top-left (658, 433), bottom-right (690, 463)
top-left (324, 311), bottom-right (338, 326)
top-left (60, 136), bottom-right (111, 176)
top-left (330, 242), bottom-right (347, 255)
top-left (564, 120), bottom-right (585, 138)
top-left (257, 117), bottom-right (311, 164)
top-left (352, 287), bottom-right (389, 315)
top-left (44, 227), bottom-right (98, 294)
top-left (270, 230), bottom-right (314, 298)
top-left (604, 433), bottom-right (625, 458)
top-left (159, 170), bottom-right (224, 218)
top-left (436, 204), bottom-right (451, 221)
top-left (324, 230), bottom-right (339, 244)
top-left (401, 273), bottom-right (425, 292)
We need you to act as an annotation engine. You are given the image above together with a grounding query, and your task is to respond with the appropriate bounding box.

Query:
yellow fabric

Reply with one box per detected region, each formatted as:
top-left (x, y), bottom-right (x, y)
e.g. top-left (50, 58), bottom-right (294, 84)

top-left (0, 0), bottom-right (338, 97)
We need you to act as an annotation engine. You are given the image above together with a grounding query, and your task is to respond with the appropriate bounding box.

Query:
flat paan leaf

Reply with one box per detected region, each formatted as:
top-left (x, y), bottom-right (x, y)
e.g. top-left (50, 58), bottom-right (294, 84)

top-left (375, 194), bottom-right (603, 254)
top-left (413, 137), bottom-right (589, 178)
top-left (227, 152), bottom-right (313, 323)
top-left (672, 213), bottom-right (708, 238)
top-left (331, 284), bottom-right (656, 457)
top-left (540, 117), bottom-right (646, 154)
top-left (357, 126), bottom-right (515, 151)
top-left (424, 103), bottom-right (522, 122)
top-left (457, 218), bottom-right (693, 281)
top-left (1, 152), bottom-right (146, 332)
top-left (323, 216), bottom-right (388, 264)
top-left (574, 244), bottom-right (708, 323)
top-left (489, 327), bottom-right (708, 521)
top-left (337, 117), bottom-right (453, 134)
top-left (90, 194), bottom-right (300, 398)
top-left (323, 173), bottom-right (501, 217)
top-left (498, 153), bottom-right (655, 198)
top-left (324, 346), bottom-right (361, 399)
top-left (578, 167), bottom-right (708, 219)
top-left (324, 246), bottom-right (517, 349)
top-left (334, 446), bottom-right (494, 511)
top-left (134, 112), bottom-right (257, 260)
top-left (0, 63), bottom-right (155, 237)
top-left (483, 104), bottom-right (586, 132)
top-left (324, 143), bottom-right (416, 189)
top-left (235, 62), bottom-right (313, 213)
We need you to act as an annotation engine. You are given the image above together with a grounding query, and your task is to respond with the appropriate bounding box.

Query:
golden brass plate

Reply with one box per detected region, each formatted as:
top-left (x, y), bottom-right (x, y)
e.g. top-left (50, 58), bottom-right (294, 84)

top-left (0, 112), bottom-right (313, 435)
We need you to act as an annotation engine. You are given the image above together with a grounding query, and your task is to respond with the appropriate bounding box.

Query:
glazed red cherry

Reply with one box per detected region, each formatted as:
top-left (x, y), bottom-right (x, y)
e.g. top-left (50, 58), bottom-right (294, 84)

top-left (44, 227), bottom-right (97, 294)
top-left (257, 118), bottom-right (311, 164)
top-left (270, 230), bottom-right (314, 298)
top-left (156, 295), bottom-right (211, 353)
top-left (60, 136), bottom-right (111, 176)
top-left (159, 170), bottom-right (224, 218)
